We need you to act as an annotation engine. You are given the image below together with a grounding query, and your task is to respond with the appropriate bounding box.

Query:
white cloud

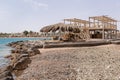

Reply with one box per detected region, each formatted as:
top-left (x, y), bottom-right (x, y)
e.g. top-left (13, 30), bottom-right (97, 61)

top-left (23, 0), bottom-right (48, 9)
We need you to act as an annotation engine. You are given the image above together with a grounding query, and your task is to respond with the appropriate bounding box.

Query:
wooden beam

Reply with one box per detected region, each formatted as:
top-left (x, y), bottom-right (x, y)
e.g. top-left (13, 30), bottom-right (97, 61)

top-left (89, 15), bottom-right (117, 22)
top-left (64, 18), bottom-right (90, 24)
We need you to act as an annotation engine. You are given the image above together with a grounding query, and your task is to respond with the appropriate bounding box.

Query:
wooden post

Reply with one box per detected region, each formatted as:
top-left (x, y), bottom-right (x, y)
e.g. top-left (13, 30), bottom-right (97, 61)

top-left (116, 30), bottom-right (117, 39)
top-left (102, 16), bottom-right (105, 39)
top-left (115, 21), bottom-right (117, 39)
top-left (98, 20), bottom-right (100, 27)
top-left (102, 23), bottom-right (105, 39)
top-left (108, 31), bottom-right (109, 39)
top-left (89, 17), bottom-right (91, 28)
top-left (94, 18), bottom-right (95, 27)
top-left (106, 31), bottom-right (107, 39)
top-left (64, 19), bottom-right (65, 24)
top-left (84, 23), bottom-right (86, 28)
top-left (110, 30), bottom-right (112, 39)
top-left (70, 20), bottom-right (71, 24)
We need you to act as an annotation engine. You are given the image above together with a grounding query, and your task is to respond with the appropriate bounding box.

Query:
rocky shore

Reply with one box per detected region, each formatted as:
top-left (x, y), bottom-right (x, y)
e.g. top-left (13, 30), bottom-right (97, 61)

top-left (0, 39), bottom-right (120, 80)
top-left (0, 40), bottom-right (41, 80)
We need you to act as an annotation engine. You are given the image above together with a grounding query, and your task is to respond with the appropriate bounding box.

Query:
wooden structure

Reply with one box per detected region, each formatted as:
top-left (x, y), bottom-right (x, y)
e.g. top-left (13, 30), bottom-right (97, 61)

top-left (40, 16), bottom-right (118, 41)
top-left (63, 18), bottom-right (89, 28)
top-left (89, 15), bottom-right (117, 39)
top-left (40, 18), bottom-right (90, 41)
top-left (63, 18), bottom-right (90, 41)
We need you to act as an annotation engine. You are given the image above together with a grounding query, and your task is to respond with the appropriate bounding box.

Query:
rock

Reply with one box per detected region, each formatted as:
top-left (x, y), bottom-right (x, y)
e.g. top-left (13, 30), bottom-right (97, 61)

top-left (10, 53), bottom-right (21, 64)
top-left (11, 50), bottom-right (15, 53)
top-left (4, 55), bottom-right (12, 59)
top-left (27, 48), bottom-right (40, 56)
top-left (0, 66), bottom-right (14, 80)
top-left (6, 40), bottom-right (42, 77)
top-left (7, 41), bottom-right (24, 48)
top-left (21, 46), bottom-right (28, 51)
top-left (31, 45), bottom-right (43, 50)
top-left (11, 53), bottom-right (31, 76)
top-left (13, 57), bottom-right (31, 70)
top-left (11, 49), bottom-right (21, 53)
top-left (20, 50), bottom-right (28, 54)
top-left (33, 49), bottom-right (40, 54)
top-left (15, 45), bottom-right (22, 49)
top-left (0, 71), bottom-right (13, 80)
top-left (10, 53), bottom-right (30, 68)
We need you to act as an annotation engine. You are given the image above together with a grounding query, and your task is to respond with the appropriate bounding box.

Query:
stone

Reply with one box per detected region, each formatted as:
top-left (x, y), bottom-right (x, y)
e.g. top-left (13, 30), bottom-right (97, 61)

top-left (4, 55), bottom-right (12, 59)
top-left (13, 57), bottom-right (31, 70)
top-left (27, 48), bottom-right (40, 56)
top-left (0, 66), bottom-right (13, 80)
top-left (6, 40), bottom-right (42, 78)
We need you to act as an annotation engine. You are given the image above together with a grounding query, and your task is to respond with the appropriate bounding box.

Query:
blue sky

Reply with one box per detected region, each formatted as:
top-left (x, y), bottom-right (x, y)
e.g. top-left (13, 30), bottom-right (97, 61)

top-left (0, 0), bottom-right (120, 32)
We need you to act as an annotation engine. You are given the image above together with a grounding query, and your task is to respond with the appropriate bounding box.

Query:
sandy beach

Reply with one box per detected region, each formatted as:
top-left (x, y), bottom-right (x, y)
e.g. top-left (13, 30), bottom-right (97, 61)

top-left (16, 44), bottom-right (120, 80)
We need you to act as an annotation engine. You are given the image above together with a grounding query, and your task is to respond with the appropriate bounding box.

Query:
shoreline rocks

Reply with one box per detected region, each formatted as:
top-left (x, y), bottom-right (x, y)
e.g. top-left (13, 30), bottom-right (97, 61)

top-left (0, 40), bottom-right (42, 80)
top-left (8, 41), bottom-right (41, 77)
top-left (0, 66), bottom-right (14, 80)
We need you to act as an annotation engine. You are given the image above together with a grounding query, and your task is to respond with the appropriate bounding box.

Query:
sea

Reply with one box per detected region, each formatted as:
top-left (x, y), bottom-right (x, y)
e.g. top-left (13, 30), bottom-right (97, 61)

top-left (0, 37), bottom-right (47, 67)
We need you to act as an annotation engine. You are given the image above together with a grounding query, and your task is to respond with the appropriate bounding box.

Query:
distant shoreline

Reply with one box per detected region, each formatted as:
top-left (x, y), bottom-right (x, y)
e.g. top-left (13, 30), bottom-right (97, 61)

top-left (0, 36), bottom-right (53, 38)
top-left (0, 37), bottom-right (41, 38)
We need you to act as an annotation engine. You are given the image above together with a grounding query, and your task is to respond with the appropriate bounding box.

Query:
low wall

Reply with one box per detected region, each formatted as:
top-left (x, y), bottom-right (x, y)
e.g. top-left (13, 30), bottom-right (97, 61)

top-left (43, 41), bottom-right (111, 48)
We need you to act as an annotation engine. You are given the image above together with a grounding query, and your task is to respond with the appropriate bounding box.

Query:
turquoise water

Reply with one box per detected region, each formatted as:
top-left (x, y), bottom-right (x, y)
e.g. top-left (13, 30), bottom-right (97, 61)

top-left (0, 37), bottom-right (45, 67)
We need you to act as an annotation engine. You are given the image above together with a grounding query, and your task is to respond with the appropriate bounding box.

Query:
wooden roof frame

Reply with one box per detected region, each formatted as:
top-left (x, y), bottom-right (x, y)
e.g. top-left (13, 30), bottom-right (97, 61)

top-left (89, 15), bottom-right (117, 22)
top-left (64, 18), bottom-right (90, 24)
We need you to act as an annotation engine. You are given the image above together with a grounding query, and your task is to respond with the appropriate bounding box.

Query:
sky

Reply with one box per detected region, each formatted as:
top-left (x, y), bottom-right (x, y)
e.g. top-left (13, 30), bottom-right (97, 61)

top-left (0, 0), bottom-right (120, 33)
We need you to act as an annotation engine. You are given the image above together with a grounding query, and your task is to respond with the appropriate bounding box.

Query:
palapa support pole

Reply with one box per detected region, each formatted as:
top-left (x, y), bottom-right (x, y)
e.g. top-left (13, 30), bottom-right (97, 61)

top-left (102, 25), bottom-right (105, 39)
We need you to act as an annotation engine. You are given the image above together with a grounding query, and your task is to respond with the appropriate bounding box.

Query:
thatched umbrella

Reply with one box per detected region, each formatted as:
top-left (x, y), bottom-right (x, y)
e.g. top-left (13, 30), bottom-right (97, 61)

top-left (40, 23), bottom-right (82, 33)
top-left (40, 25), bottom-right (54, 32)
top-left (40, 23), bottom-right (90, 41)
